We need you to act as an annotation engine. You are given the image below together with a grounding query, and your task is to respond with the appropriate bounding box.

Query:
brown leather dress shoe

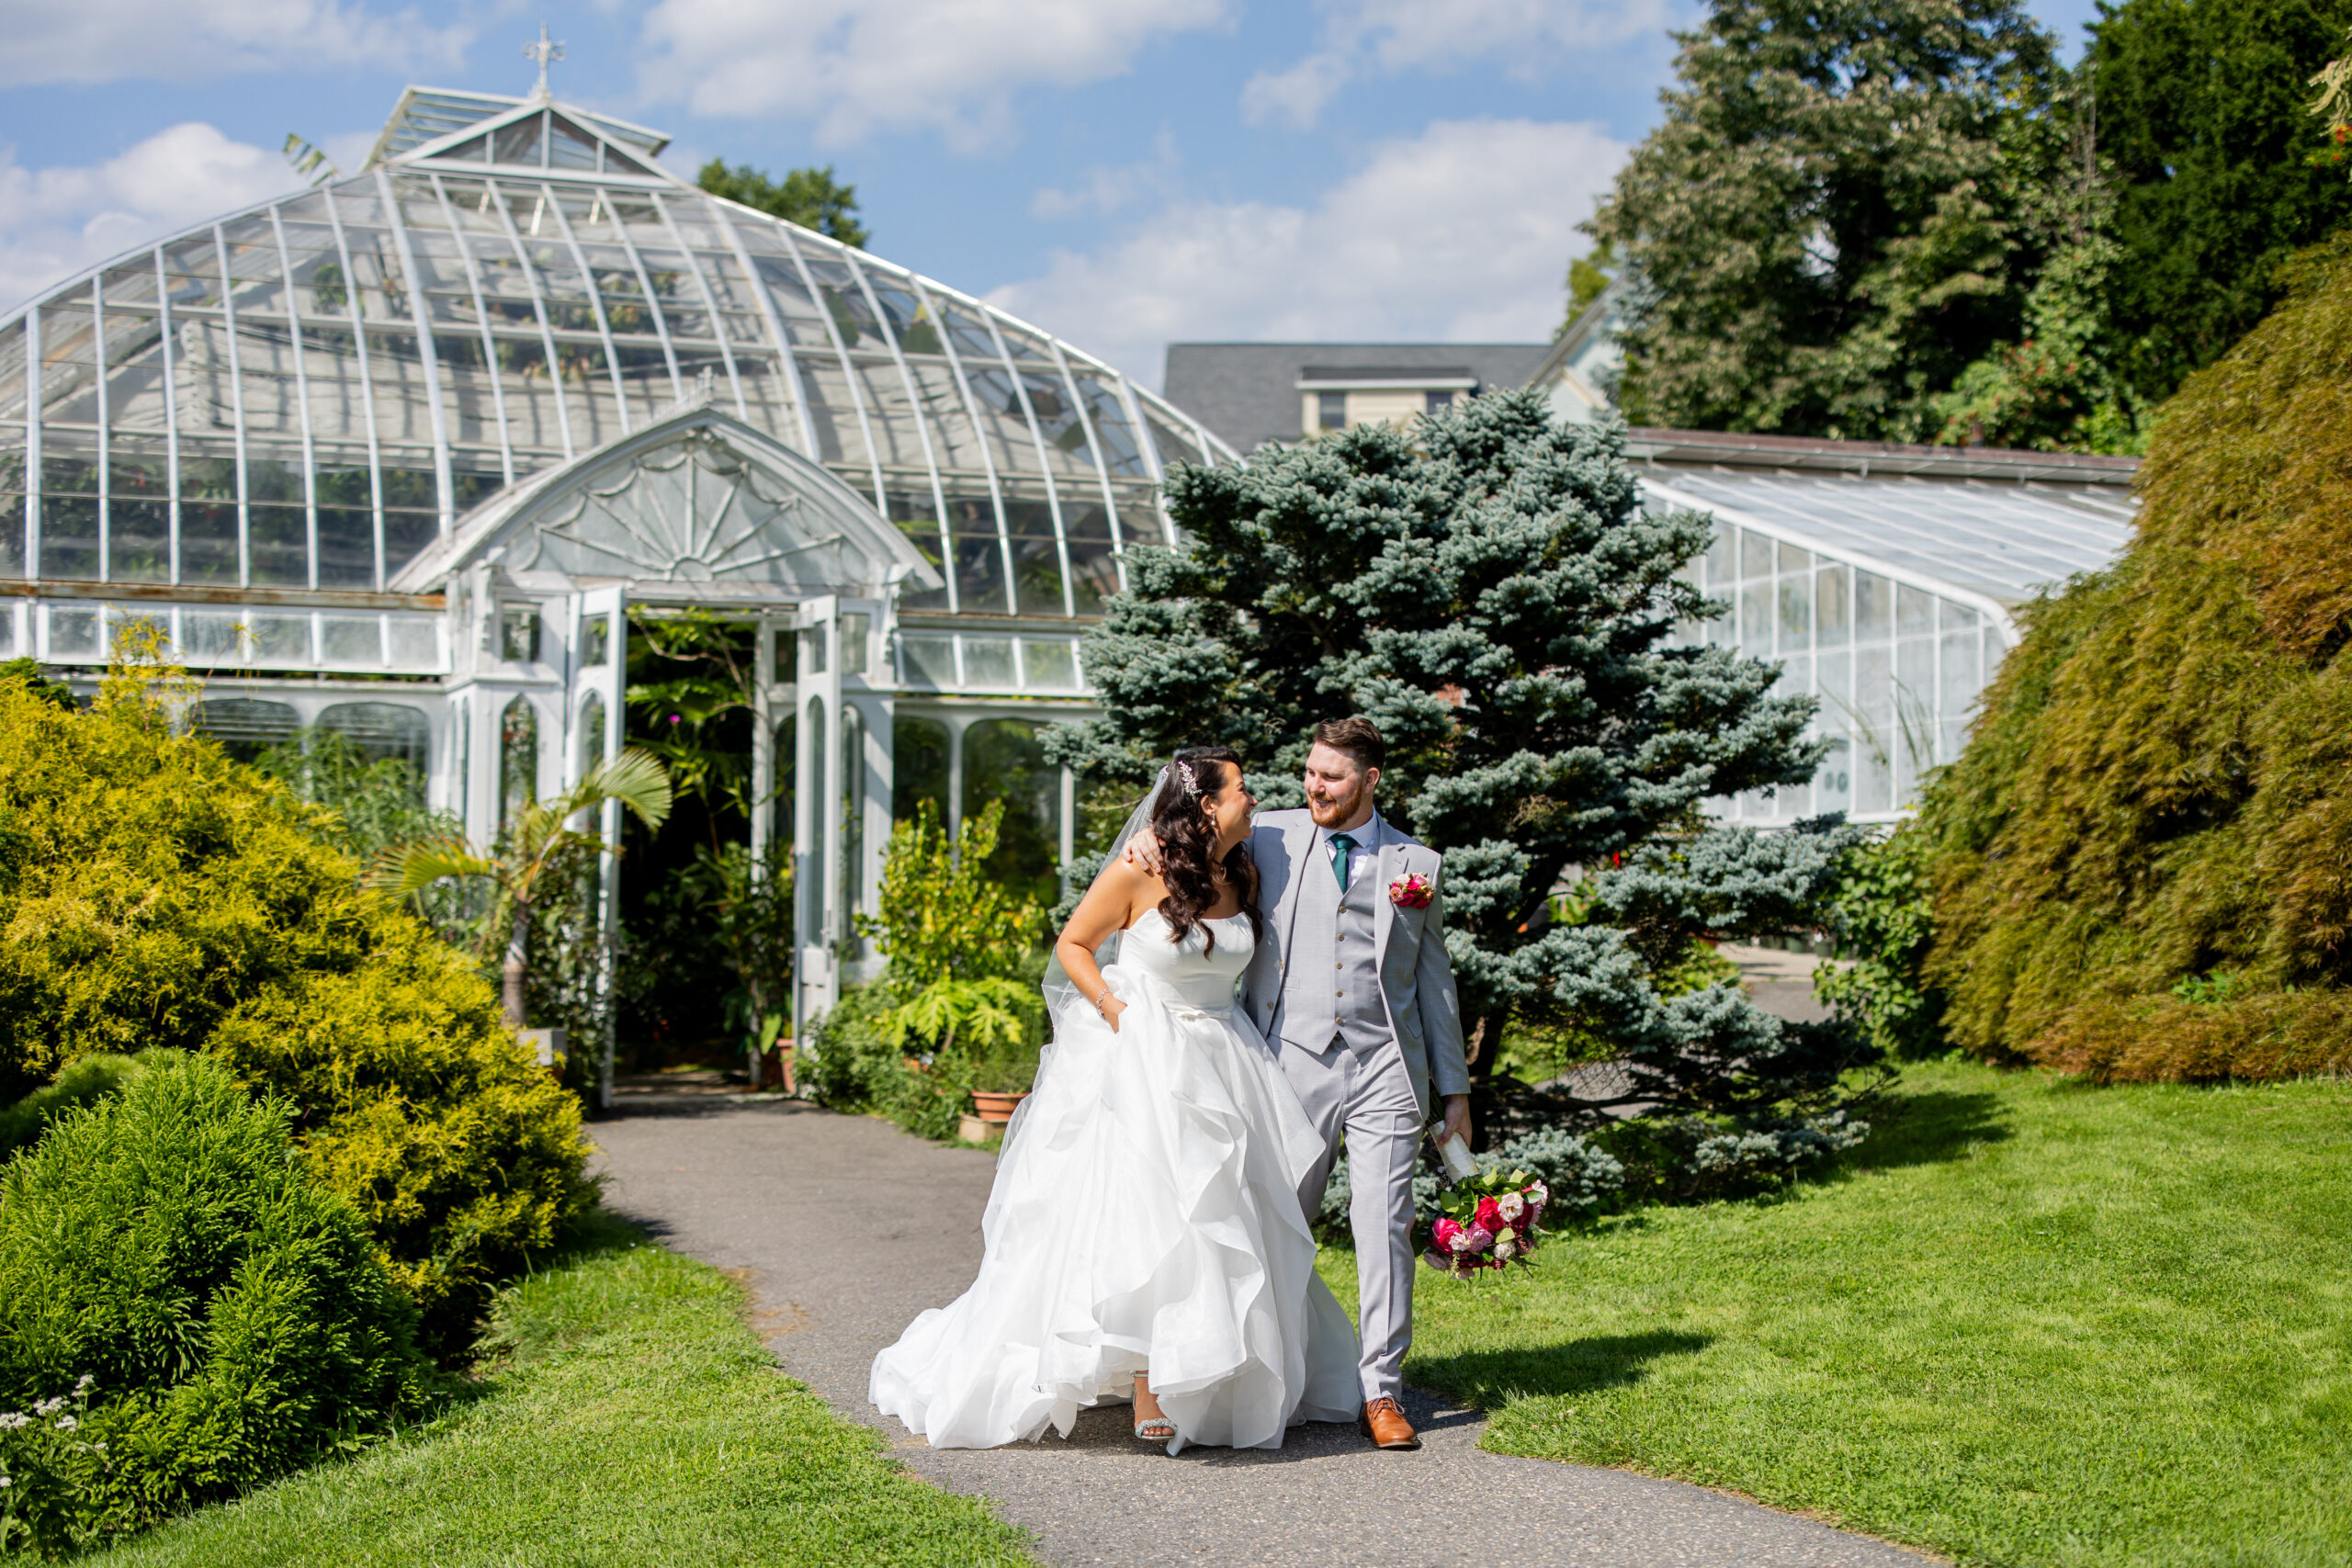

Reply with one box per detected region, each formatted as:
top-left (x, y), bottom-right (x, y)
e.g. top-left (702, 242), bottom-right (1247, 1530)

top-left (1358, 1396), bottom-right (1420, 1450)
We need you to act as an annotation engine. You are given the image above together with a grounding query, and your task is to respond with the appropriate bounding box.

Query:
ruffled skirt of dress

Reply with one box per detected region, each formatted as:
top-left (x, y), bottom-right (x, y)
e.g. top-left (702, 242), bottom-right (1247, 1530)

top-left (868, 961), bottom-right (1362, 1451)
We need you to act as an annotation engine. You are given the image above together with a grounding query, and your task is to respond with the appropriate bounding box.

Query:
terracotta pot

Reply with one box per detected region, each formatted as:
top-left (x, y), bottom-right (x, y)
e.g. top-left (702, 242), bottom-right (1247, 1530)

top-left (756, 1042), bottom-right (796, 1096)
top-left (971, 1089), bottom-right (1030, 1125)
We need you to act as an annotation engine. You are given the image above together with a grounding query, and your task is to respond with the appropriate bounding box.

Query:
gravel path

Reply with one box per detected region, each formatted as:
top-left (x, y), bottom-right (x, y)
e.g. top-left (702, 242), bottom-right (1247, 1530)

top-left (592, 1100), bottom-right (1934, 1568)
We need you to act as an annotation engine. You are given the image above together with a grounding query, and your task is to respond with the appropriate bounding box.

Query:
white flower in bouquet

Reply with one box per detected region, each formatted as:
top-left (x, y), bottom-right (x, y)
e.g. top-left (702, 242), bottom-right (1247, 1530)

top-left (1495, 1235), bottom-right (1518, 1260)
top-left (1527, 1180), bottom-right (1550, 1206)
top-left (1448, 1227), bottom-right (1476, 1253)
top-left (1498, 1191), bottom-right (1525, 1223)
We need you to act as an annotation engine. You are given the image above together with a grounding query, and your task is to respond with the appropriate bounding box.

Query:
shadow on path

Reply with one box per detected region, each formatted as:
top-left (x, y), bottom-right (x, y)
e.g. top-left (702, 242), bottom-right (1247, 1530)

top-left (1417, 1329), bottom-right (1714, 1409)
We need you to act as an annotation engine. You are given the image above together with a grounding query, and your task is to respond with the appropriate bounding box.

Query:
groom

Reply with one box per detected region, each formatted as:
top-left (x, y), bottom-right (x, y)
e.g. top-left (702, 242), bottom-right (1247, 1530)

top-left (1136, 716), bottom-right (1470, 1449)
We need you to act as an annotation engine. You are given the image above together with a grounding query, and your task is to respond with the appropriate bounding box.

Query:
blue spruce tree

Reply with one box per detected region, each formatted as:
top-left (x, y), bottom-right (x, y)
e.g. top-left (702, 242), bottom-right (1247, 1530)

top-left (1047, 390), bottom-right (1877, 1127)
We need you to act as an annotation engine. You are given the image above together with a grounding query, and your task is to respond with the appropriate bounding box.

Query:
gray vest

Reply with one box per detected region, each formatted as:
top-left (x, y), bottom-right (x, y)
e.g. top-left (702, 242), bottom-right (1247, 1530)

top-left (1281, 837), bottom-right (1388, 1054)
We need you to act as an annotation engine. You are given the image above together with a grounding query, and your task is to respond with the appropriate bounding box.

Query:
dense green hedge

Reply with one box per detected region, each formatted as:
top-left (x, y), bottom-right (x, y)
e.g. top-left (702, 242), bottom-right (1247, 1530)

top-left (0, 1054), bottom-right (425, 1553)
top-left (0, 675), bottom-right (592, 1348)
top-left (1916, 229), bottom-right (2352, 1078)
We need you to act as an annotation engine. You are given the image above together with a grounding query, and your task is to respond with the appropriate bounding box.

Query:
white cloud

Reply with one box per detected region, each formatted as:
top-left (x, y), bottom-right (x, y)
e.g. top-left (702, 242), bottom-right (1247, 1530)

top-left (988, 118), bottom-right (1629, 389)
top-left (1243, 0), bottom-right (1671, 129)
top-left (0, 124), bottom-right (310, 316)
top-left (0, 0), bottom-right (471, 87)
top-left (1030, 130), bottom-right (1182, 219)
top-left (638, 0), bottom-right (1230, 152)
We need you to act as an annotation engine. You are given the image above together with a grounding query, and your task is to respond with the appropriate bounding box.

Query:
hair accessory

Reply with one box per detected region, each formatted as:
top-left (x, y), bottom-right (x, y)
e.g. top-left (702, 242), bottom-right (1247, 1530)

top-left (1173, 760), bottom-right (1200, 797)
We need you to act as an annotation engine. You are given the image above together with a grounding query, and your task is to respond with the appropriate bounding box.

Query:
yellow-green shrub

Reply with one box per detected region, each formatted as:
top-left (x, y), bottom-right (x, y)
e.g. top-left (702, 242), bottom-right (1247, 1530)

top-left (0, 675), bottom-right (591, 1348)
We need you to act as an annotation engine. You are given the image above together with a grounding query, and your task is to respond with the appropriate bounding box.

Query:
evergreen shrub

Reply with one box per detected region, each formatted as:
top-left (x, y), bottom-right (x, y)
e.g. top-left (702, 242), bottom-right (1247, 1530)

top-left (1917, 228), bottom-right (2352, 1078)
top-left (0, 1054), bottom-right (426, 1553)
top-left (0, 673), bottom-right (593, 1348)
top-left (0, 1051), bottom-right (153, 1162)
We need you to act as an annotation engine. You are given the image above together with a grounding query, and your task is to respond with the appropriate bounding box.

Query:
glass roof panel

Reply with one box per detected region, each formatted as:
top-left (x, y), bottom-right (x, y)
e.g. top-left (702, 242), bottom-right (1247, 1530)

top-left (0, 92), bottom-right (1240, 602)
top-left (1645, 468), bottom-right (2134, 606)
top-left (492, 115), bottom-right (543, 169)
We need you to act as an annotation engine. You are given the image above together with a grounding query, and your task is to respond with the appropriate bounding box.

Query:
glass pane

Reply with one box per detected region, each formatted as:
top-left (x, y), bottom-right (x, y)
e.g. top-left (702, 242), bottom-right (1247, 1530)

top-left (192, 697), bottom-right (300, 764)
top-left (952, 533), bottom-right (1008, 614)
top-left (1012, 534), bottom-right (1066, 616)
top-left (1776, 541), bottom-right (1813, 576)
top-left (1739, 580), bottom-right (1771, 652)
top-left (1855, 571), bottom-right (1892, 640)
top-left (1815, 564), bottom-right (1849, 646)
top-left (249, 613), bottom-right (311, 664)
top-left (579, 692), bottom-right (605, 773)
top-left (500, 696), bottom-right (538, 827)
top-left (800, 695), bottom-right (825, 936)
top-left (960, 717), bottom-right (1059, 908)
top-left (1023, 638), bottom-right (1079, 691)
top-left (899, 634), bottom-right (955, 688)
top-left (1778, 575), bottom-right (1811, 646)
top-left (322, 615), bottom-right (380, 666)
top-left (1739, 528), bottom-right (1772, 580)
top-left (893, 716), bottom-right (949, 823)
top-left (840, 704), bottom-right (865, 938)
top-left (318, 701), bottom-right (429, 776)
top-left (318, 508), bottom-right (376, 590)
top-left (886, 492), bottom-right (949, 611)
top-left (250, 504), bottom-right (308, 587)
top-left (1897, 583), bottom-right (1934, 636)
top-left (110, 500), bottom-right (171, 583)
top-left (40, 495), bottom-right (99, 581)
top-left (1702, 525), bottom-right (1735, 590)
top-left (548, 116), bottom-right (602, 172)
top-left (492, 114), bottom-right (546, 168)
top-left (960, 636), bottom-right (1016, 687)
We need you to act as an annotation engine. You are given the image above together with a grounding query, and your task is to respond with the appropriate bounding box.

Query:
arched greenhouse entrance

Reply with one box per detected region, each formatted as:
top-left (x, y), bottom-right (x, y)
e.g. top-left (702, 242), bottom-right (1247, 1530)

top-left (393, 399), bottom-right (943, 1101)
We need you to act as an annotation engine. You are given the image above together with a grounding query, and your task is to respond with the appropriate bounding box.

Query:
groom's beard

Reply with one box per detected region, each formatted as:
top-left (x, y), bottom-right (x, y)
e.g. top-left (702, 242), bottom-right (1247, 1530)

top-left (1306, 781), bottom-right (1371, 829)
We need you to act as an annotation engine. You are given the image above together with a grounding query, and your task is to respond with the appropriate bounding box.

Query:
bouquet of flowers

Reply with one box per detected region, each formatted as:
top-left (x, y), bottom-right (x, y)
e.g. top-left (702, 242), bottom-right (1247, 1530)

top-left (1421, 1165), bottom-right (1548, 1277)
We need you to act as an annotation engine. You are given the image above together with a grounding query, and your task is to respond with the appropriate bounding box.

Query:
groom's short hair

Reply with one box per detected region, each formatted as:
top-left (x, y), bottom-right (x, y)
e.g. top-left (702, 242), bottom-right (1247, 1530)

top-left (1312, 716), bottom-right (1385, 775)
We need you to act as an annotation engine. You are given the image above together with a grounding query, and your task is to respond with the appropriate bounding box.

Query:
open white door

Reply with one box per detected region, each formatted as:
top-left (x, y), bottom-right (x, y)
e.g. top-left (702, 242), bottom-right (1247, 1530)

top-left (561, 585), bottom-right (627, 1108)
top-left (793, 595), bottom-right (842, 1032)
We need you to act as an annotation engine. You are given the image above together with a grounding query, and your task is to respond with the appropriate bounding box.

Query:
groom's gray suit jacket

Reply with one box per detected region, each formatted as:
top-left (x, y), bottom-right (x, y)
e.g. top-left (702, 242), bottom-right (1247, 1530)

top-left (1238, 807), bottom-right (1472, 1115)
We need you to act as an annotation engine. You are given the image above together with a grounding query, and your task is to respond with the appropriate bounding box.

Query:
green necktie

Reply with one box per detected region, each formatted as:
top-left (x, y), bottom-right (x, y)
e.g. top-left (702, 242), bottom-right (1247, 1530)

top-left (1329, 832), bottom-right (1356, 892)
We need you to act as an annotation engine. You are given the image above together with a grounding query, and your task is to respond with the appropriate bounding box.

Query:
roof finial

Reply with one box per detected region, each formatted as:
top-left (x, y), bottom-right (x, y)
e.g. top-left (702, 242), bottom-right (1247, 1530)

top-left (524, 22), bottom-right (565, 101)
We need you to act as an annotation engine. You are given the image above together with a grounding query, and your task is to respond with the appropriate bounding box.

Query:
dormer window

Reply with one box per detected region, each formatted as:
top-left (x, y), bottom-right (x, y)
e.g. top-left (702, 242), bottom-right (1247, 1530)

top-left (501, 605), bottom-right (541, 663)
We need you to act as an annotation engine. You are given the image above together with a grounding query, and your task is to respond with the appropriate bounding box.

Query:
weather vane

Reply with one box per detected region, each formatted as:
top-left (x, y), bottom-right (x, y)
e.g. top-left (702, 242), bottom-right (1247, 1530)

top-left (524, 22), bottom-right (565, 99)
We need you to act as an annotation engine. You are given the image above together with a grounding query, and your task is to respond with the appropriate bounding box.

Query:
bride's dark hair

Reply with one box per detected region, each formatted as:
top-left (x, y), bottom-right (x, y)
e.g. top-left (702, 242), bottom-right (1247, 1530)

top-left (1151, 746), bottom-right (1261, 954)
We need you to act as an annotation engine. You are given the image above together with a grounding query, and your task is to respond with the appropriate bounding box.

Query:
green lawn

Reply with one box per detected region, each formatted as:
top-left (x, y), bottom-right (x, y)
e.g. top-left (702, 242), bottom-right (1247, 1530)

top-left (1326, 1061), bottom-right (2352, 1568)
top-left (92, 1213), bottom-right (1036, 1568)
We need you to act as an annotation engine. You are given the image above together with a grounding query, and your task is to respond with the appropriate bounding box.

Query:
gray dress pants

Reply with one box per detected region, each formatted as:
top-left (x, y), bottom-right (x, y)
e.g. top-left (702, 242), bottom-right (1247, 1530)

top-left (1281, 1033), bottom-right (1421, 1403)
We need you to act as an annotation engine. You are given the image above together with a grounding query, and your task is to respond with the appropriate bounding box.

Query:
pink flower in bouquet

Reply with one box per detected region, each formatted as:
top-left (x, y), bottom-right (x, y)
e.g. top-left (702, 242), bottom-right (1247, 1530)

top-left (1475, 1196), bottom-right (1503, 1233)
top-left (1464, 1224), bottom-right (1494, 1255)
top-left (1433, 1216), bottom-right (1465, 1253)
top-left (1387, 872), bottom-right (1434, 909)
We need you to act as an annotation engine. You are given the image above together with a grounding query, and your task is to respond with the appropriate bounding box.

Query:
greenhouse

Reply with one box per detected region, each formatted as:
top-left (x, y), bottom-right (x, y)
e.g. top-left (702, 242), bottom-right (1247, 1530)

top-left (1627, 429), bottom-right (2139, 824)
top-left (0, 82), bottom-right (1232, 1023)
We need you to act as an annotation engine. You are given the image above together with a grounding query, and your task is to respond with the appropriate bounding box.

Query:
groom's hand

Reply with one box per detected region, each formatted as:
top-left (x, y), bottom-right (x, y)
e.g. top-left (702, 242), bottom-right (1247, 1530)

top-left (1123, 834), bottom-right (1166, 876)
top-left (1440, 1095), bottom-right (1471, 1149)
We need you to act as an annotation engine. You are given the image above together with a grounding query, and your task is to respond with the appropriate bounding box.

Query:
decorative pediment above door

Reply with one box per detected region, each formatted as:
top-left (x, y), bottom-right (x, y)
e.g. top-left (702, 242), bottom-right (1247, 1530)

top-left (389, 401), bottom-right (943, 604)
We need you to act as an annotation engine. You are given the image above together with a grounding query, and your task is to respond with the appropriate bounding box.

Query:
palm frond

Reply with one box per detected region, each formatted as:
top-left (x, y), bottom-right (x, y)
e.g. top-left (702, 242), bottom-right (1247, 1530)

top-left (565, 747), bottom-right (675, 830)
top-left (366, 835), bottom-right (503, 896)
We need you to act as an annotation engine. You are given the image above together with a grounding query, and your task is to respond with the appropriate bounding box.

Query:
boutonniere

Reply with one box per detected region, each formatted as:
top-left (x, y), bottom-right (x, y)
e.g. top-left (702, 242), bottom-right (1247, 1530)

top-left (1388, 871), bottom-right (1434, 909)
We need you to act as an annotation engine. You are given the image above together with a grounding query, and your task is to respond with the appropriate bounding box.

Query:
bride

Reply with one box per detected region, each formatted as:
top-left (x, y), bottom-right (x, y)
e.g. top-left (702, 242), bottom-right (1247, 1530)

top-left (869, 746), bottom-right (1361, 1453)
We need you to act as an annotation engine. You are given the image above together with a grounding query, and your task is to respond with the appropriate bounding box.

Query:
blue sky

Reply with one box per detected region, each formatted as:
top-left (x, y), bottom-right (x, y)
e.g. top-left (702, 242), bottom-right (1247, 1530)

top-left (0, 0), bottom-right (2107, 389)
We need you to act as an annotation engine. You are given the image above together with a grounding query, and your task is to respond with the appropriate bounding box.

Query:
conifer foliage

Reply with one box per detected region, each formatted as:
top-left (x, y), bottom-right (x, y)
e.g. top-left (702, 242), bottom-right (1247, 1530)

top-left (1050, 393), bottom-right (1876, 1118)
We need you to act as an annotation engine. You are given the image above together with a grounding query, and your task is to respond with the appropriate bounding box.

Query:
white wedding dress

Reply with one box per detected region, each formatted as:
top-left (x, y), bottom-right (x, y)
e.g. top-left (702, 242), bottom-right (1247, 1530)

top-left (869, 908), bottom-right (1362, 1452)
